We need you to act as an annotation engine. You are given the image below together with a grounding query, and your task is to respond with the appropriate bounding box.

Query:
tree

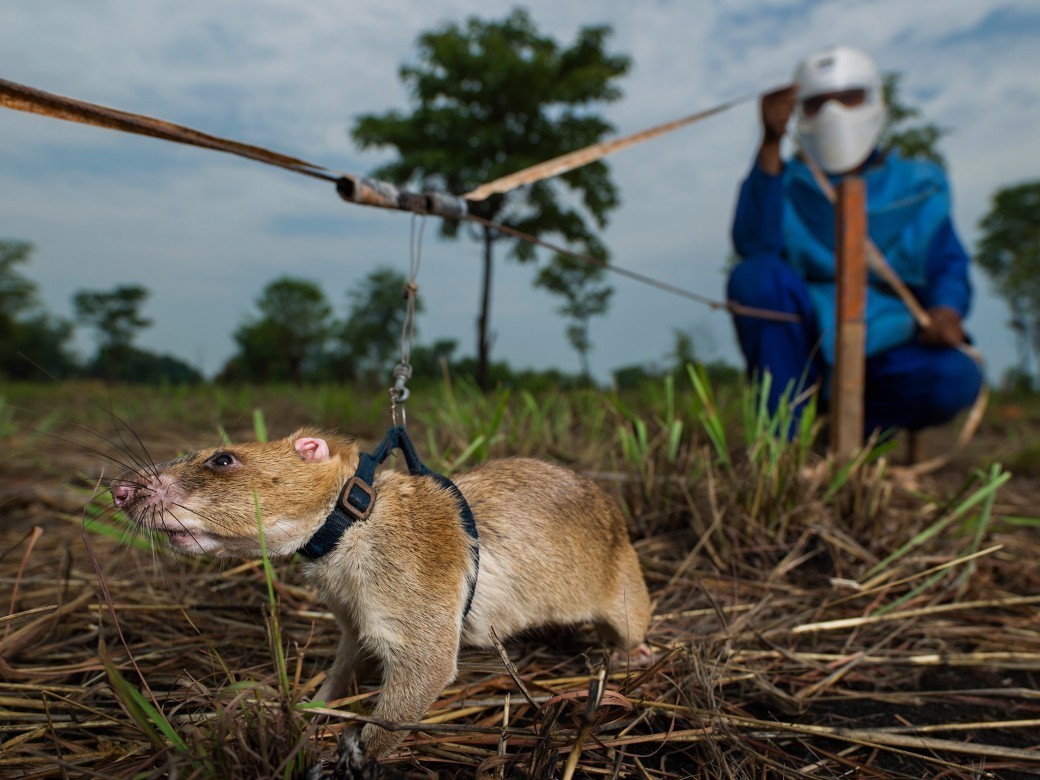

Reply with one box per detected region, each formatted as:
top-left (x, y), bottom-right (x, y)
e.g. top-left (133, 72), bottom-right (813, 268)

top-left (107, 347), bottom-right (203, 385)
top-left (0, 240), bottom-right (76, 379)
top-left (352, 8), bottom-right (629, 389)
top-left (976, 181), bottom-right (1040, 385)
top-left (534, 255), bottom-right (612, 381)
top-left (5, 313), bottom-right (76, 380)
top-left (73, 284), bottom-right (152, 380)
top-left (74, 285), bottom-right (152, 355)
top-left (881, 72), bottom-right (947, 167)
top-left (74, 284), bottom-right (156, 380)
top-left (0, 241), bottom-right (37, 331)
top-left (335, 267), bottom-right (423, 384)
top-left (410, 338), bottom-right (458, 380)
top-left (224, 276), bottom-right (333, 384)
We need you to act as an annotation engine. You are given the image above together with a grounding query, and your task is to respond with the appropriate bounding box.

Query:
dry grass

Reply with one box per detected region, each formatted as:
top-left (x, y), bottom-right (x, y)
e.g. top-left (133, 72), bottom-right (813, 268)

top-left (2, 382), bottom-right (1039, 778)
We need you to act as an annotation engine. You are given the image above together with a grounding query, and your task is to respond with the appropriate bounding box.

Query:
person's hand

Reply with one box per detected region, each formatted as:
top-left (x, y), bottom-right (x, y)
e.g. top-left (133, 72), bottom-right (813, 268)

top-left (919, 306), bottom-right (966, 348)
top-left (761, 85), bottom-right (798, 142)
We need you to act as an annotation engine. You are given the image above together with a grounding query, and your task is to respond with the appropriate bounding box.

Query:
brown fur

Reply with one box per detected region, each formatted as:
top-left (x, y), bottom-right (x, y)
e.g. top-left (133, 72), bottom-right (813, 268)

top-left (113, 429), bottom-right (651, 759)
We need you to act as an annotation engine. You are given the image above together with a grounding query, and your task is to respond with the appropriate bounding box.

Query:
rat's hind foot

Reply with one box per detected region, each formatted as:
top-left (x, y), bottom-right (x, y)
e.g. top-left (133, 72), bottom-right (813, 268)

top-left (306, 731), bottom-right (381, 780)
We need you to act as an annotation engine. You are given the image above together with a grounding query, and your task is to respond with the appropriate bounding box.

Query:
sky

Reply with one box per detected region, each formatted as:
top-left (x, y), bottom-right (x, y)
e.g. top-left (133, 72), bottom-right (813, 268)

top-left (1, 1), bottom-right (1038, 384)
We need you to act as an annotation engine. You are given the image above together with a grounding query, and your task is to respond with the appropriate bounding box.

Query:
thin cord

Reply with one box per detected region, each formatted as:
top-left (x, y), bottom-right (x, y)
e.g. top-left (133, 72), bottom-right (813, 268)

top-left (0, 75), bottom-right (799, 324)
top-left (389, 214), bottom-right (426, 426)
top-left (464, 213), bottom-right (801, 323)
top-left (401, 214), bottom-right (425, 368)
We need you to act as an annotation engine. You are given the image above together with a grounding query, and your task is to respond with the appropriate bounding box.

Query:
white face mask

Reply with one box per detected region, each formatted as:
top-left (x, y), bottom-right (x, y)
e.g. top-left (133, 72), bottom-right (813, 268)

top-left (795, 93), bottom-right (886, 174)
top-left (792, 46), bottom-right (886, 174)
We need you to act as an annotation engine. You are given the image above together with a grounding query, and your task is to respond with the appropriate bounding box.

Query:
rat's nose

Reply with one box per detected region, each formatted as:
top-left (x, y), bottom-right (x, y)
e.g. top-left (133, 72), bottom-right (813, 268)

top-left (112, 483), bottom-right (135, 507)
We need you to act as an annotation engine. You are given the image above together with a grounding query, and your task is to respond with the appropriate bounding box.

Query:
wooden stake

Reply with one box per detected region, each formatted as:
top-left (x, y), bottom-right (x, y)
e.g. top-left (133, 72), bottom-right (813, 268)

top-left (831, 177), bottom-right (866, 459)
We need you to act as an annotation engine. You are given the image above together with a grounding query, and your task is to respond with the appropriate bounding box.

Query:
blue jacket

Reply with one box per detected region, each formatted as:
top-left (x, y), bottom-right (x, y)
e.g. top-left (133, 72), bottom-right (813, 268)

top-left (731, 151), bottom-right (971, 364)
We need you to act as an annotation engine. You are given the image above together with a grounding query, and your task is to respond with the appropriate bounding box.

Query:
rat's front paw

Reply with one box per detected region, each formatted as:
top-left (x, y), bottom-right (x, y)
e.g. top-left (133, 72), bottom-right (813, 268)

top-left (611, 642), bottom-right (655, 668)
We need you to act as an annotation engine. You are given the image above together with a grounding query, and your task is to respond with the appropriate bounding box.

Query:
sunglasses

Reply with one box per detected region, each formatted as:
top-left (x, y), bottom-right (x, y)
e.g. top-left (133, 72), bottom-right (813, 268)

top-left (801, 88), bottom-right (868, 117)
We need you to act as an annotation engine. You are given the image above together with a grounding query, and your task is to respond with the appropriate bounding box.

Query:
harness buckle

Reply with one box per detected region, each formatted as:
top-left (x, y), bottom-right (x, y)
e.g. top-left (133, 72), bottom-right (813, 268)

top-left (338, 476), bottom-right (376, 521)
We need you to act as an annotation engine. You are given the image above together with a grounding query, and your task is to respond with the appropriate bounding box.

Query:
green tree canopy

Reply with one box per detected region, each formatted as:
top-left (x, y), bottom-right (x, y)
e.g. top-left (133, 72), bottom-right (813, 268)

top-left (880, 72), bottom-right (947, 167)
top-left (0, 240), bottom-right (76, 379)
top-left (224, 276), bottom-right (333, 384)
top-left (976, 180), bottom-right (1040, 383)
top-left (0, 240), bottom-right (37, 331)
top-left (73, 285), bottom-right (152, 354)
top-left (534, 256), bottom-right (612, 380)
top-left (352, 7), bottom-right (629, 388)
top-left (73, 284), bottom-right (156, 380)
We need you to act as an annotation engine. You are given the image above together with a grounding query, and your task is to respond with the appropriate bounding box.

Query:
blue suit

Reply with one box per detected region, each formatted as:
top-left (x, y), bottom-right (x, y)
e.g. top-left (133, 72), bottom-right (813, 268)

top-left (727, 151), bottom-right (982, 433)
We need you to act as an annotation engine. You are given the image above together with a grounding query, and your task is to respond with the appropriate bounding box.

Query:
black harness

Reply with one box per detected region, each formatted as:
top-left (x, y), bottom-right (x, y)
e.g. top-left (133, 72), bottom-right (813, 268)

top-left (298, 426), bottom-right (480, 619)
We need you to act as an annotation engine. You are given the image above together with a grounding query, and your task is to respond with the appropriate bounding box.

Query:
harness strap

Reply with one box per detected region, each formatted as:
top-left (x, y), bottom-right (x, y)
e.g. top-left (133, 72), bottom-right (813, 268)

top-left (298, 427), bottom-right (480, 619)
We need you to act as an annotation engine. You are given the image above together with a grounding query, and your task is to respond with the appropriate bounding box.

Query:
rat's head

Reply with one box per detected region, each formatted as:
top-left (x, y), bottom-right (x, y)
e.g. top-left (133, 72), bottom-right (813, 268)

top-left (111, 429), bottom-right (358, 558)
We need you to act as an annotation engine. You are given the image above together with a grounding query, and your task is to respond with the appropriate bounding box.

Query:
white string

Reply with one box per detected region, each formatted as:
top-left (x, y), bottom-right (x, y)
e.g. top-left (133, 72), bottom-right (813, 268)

top-left (401, 213), bottom-right (425, 367)
top-left (389, 213), bottom-right (426, 427)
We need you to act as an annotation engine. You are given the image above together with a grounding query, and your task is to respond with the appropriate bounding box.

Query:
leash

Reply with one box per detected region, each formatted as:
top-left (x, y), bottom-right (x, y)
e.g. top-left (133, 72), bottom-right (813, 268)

top-left (300, 219), bottom-right (480, 616)
top-left (388, 215), bottom-right (425, 426)
top-left (463, 92), bottom-right (756, 201)
top-left (0, 76), bottom-right (795, 324)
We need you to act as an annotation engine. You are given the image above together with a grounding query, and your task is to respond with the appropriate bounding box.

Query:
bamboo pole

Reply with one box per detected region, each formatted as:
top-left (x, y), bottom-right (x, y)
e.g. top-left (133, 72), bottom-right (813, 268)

top-left (831, 177), bottom-right (867, 459)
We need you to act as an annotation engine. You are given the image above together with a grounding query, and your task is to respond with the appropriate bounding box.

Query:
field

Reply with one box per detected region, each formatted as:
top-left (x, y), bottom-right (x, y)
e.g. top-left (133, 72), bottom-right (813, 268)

top-left (2, 374), bottom-right (1039, 778)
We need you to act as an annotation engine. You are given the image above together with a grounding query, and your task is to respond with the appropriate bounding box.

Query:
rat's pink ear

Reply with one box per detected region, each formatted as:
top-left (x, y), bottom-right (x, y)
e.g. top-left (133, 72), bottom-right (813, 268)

top-left (294, 437), bottom-right (330, 463)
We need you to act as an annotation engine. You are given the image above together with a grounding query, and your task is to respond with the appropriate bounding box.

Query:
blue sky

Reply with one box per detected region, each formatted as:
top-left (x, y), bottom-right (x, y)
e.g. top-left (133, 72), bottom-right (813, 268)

top-left (1, 1), bottom-right (1038, 383)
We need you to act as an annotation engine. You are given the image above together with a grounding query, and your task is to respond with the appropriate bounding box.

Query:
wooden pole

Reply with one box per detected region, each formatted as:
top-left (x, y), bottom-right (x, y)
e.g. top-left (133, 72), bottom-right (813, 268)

top-left (831, 177), bottom-right (867, 459)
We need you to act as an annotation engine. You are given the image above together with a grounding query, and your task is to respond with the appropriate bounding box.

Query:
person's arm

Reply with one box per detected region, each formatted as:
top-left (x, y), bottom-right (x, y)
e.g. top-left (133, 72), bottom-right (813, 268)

top-left (731, 86), bottom-right (797, 259)
top-left (918, 218), bottom-right (971, 347)
top-left (756, 85), bottom-right (797, 176)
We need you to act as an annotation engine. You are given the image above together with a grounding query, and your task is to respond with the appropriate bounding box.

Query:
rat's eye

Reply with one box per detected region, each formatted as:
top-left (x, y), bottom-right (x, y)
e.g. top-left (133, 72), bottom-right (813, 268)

top-left (204, 451), bottom-right (239, 471)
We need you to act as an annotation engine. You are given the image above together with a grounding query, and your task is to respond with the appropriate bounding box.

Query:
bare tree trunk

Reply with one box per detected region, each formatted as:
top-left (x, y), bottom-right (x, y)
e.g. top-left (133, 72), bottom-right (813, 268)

top-left (578, 322), bottom-right (591, 382)
top-left (476, 225), bottom-right (493, 391)
top-left (1009, 307), bottom-right (1030, 381)
top-left (1030, 317), bottom-right (1040, 390)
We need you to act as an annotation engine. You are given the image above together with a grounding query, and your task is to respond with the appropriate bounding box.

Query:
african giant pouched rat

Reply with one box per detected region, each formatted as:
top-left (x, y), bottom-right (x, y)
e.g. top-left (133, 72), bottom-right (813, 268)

top-left (112, 428), bottom-right (652, 759)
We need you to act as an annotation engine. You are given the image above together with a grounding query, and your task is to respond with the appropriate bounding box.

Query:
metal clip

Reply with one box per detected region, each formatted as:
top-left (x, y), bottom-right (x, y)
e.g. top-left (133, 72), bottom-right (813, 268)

top-left (391, 362), bottom-right (412, 404)
top-left (389, 362), bottom-right (412, 426)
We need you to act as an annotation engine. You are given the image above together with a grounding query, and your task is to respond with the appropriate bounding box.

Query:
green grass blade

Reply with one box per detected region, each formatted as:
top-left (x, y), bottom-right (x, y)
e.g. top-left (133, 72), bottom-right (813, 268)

top-left (253, 408), bottom-right (268, 442)
top-left (863, 469), bottom-right (1012, 580)
top-left (447, 435), bottom-right (488, 472)
top-left (254, 492), bottom-right (290, 699)
top-left (105, 658), bottom-right (187, 751)
top-left (1002, 515), bottom-right (1040, 527)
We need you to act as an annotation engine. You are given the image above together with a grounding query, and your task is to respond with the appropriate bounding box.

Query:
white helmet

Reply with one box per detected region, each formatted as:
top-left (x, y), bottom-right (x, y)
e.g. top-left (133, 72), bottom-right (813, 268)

top-left (793, 46), bottom-right (886, 174)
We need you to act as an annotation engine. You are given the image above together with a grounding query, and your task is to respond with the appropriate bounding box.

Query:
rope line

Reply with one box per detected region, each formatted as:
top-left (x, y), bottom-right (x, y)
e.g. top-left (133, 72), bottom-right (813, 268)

top-left (0, 77), bottom-right (337, 183)
top-left (462, 213), bottom-right (800, 323)
top-left (0, 75), bottom-right (797, 323)
top-left (464, 93), bottom-right (755, 201)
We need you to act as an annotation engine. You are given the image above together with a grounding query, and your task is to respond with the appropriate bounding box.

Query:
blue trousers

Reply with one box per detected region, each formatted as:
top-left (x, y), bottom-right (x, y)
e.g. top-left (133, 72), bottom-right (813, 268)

top-left (727, 254), bottom-right (983, 434)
